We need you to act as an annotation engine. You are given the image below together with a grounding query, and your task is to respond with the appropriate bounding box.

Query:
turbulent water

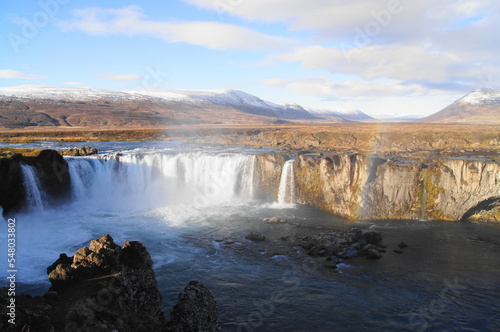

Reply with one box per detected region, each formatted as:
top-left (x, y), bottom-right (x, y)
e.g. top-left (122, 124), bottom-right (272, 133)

top-left (1, 141), bottom-right (500, 331)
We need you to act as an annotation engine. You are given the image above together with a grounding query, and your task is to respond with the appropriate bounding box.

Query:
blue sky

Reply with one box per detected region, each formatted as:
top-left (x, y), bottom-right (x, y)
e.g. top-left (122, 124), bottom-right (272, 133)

top-left (1, 0), bottom-right (499, 117)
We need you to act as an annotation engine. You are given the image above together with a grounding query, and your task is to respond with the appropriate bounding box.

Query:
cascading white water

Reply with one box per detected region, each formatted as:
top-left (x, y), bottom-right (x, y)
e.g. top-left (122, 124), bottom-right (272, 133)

top-left (65, 152), bottom-right (258, 212)
top-left (20, 164), bottom-right (44, 211)
top-left (277, 159), bottom-right (296, 205)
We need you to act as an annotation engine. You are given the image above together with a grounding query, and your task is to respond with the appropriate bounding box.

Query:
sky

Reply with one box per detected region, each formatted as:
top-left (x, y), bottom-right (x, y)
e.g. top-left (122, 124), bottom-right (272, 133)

top-left (1, 0), bottom-right (499, 117)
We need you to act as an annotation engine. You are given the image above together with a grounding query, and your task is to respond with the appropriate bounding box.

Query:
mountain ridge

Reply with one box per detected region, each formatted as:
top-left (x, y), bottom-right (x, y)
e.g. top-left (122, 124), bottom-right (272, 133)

top-left (420, 89), bottom-right (500, 124)
top-left (0, 85), bottom-right (372, 127)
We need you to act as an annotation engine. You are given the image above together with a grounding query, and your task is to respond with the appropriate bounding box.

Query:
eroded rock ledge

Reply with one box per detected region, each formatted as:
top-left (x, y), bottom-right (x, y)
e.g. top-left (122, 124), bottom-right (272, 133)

top-left (0, 235), bottom-right (218, 332)
top-left (0, 149), bottom-right (71, 215)
top-left (292, 153), bottom-right (500, 222)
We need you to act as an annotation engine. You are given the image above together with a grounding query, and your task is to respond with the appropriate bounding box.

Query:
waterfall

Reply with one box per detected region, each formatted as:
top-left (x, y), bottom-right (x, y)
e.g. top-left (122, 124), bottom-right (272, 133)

top-left (64, 152), bottom-right (258, 211)
top-left (277, 159), bottom-right (296, 205)
top-left (20, 164), bottom-right (44, 211)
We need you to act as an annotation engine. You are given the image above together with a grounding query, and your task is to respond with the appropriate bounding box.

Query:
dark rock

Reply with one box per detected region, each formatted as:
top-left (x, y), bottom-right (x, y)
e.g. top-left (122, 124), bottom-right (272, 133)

top-left (394, 250), bottom-right (403, 254)
top-left (362, 229), bottom-right (382, 246)
top-left (268, 217), bottom-right (287, 223)
top-left (298, 227), bottom-right (385, 261)
top-left (0, 157), bottom-right (25, 215)
top-left (245, 232), bottom-right (266, 242)
top-left (60, 146), bottom-right (98, 156)
top-left (1, 234), bottom-right (219, 331)
top-left (0, 149), bottom-right (71, 215)
top-left (366, 249), bottom-right (383, 259)
top-left (398, 242), bottom-right (409, 249)
top-left (28, 150), bottom-right (71, 205)
top-left (167, 280), bottom-right (218, 332)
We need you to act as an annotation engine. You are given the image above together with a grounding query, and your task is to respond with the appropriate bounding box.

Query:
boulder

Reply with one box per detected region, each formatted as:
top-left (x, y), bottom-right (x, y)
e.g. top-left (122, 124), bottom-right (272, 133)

top-left (362, 229), bottom-right (383, 246)
top-left (245, 232), bottom-right (266, 242)
top-left (60, 146), bottom-right (98, 156)
top-left (298, 227), bottom-right (384, 260)
top-left (268, 217), bottom-right (287, 223)
top-left (168, 280), bottom-right (219, 332)
top-left (2, 234), bottom-right (219, 332)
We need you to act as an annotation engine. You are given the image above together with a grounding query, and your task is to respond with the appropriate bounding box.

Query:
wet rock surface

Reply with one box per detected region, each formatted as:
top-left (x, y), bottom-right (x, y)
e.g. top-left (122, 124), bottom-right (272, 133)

top-left (60, 146), bottom-right (98, 156)
top-left (0, 149), bottom-right (71, 215)
top-left (296, 228), bottom-right (385, 262)
top-left (1, 234), bottom-right (218, 332)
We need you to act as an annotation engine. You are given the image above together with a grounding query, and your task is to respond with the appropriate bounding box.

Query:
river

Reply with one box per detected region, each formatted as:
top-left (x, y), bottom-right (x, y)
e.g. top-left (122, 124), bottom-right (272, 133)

top-left (1, 141), bottom-right (499, 331)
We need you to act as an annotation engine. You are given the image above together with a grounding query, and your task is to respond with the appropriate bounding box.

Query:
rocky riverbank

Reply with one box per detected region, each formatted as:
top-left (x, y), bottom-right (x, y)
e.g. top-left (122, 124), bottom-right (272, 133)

top-left (0, 234), bottom-right (218, 331)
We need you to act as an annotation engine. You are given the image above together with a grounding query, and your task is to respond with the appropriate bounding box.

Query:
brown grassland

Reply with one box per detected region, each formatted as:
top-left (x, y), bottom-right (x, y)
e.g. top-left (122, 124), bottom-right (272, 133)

top-left (0, 123), bottom-right (499, 162)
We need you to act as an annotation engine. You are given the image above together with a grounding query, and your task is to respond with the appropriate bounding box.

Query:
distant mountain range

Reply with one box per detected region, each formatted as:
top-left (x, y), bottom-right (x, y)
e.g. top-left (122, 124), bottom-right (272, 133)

top-left (0, 86), bottom-right (498, 128)
top-left (0, 85), bottom-right (372, 128)
top-left (420, 89), bottom-right (500, 124)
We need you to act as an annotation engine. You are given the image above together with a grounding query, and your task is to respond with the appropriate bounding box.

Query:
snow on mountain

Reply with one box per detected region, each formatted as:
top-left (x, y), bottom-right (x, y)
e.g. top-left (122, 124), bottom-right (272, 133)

top-left (0, 85), bottom-right (370, 122)
top-left (419, 89), bottom-right (500, 124)
top-left (132, 88), bottom-right (317, 119)
top-left (460, 89), bottom-right (500, 106)
top-left (0, 85), bottom-right (150, 102)
top-left (307, 107), bottom-right (374, 121)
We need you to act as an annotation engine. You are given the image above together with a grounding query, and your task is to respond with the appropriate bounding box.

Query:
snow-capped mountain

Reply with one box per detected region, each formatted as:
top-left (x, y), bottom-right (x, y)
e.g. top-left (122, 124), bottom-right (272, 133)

top-left (461, 89), bottom-right (500, 106)
top-left (133, 89), bottom-right (318, 120)
top-left (0, 85), bottom-right (372, 127)
top-left (0, 85), bottom-right (151, 102)
top-left (307, 107), bottom-right (374, 122)
top-left (420, 89), bottom-right (500, 124)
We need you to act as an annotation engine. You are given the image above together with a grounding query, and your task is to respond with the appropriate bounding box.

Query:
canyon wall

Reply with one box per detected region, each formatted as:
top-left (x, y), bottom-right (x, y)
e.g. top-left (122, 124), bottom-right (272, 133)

top-left (0, 150), bottom-right (71, 215)
top-left (1, 149), bottom-right (498, 222)
top-left (294, 153), bottom-right (500, 222)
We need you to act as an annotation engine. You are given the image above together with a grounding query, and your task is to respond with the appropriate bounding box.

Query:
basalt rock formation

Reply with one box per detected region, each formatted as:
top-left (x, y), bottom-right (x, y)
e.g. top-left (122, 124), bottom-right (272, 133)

top-left (294, 153), bottom-right (500, 222)
top-left (60, 146), bottom-right (98, 157)
top-left (0, 235), bottom-right (219, 332)
top-left (0, 149), bottom-right (71, 215)
top-left (254, 152), bottom-right (288, 199)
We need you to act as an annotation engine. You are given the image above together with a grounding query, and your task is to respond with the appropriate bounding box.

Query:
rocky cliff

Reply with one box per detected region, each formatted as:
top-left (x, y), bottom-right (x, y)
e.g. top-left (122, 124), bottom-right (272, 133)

top-left (1, 234), bottom-right (218, 331)
top-left (0, 149), bottom-right (71, 215)
top-left (294, 153), bottom-right (500, 222)
top-left (254, 152), bottom-right (289, 199)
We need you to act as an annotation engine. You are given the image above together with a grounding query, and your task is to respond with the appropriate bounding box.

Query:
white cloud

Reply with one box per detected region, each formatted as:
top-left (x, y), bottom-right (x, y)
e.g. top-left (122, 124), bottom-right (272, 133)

top-left (0, 69), bottom-right (46, 80)
top-left (262, 77), bottom-right (434, 100)
top-left (280, 44), bottom-right (461, 82)
top-left (64, 82), bottom-right (84, 86)
top-left (57, 6), bottom-right (296, 51)
top-left (187, 0), bottom-right (500, 91)
top-left (96, 73), bottom-right (142, 81)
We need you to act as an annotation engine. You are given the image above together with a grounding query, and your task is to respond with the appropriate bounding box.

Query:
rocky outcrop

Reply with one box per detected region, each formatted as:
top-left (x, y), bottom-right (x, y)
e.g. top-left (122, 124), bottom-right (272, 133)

top-left (60, 146), bottom-right (98, 156)
top-left (294, 153), bottom-right (500, 222)
top-left (1, 235), bottom-right (219, 331)
top-left (168, 280), bottom-right (219, 332)
top-left (297, 228), bottom-right (385, 262)
top-left (0, 154), bottom-right (25, 215)
top-left (254, 153), bottom-right (288, 198)
top-left (0, 149), bottom-right (71, 215)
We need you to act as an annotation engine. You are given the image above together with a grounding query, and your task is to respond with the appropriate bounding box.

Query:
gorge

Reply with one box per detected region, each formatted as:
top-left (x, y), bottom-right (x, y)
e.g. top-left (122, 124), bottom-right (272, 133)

top-left (1, 144), bottom-right (498, 223)
top-left (1, 141), bottom-right (500, 331)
